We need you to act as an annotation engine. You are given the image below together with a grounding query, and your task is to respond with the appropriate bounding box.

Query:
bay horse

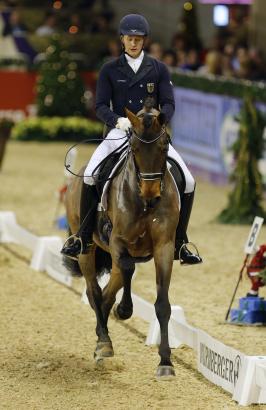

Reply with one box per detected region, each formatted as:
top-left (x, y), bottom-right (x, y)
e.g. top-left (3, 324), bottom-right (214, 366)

top-left (64, 104), bottom-right (180, 377)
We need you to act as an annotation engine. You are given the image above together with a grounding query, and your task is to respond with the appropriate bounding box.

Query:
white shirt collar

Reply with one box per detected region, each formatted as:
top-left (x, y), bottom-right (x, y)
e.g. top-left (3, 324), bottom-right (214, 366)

top-left (125, 51), bottom-right (144, 73)
top-left (125, 50), bottom-right (144, 64)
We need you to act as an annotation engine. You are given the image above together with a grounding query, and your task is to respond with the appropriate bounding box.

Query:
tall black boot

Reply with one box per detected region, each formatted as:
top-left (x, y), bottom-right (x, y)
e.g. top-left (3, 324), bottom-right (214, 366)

top-left (174, 191), bottom-right (202, 264)
top-left (61, 184), bottom-right (99, 258)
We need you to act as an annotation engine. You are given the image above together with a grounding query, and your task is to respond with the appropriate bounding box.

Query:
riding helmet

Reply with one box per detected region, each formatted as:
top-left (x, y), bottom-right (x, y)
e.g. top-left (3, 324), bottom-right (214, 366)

top-left (119, 14), bottom-right (150, 36)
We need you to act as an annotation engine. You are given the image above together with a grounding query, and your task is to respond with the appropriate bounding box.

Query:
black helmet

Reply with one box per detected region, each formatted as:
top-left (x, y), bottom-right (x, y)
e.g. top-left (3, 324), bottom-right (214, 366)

top-left (119, 14), bottom-right (150, 36)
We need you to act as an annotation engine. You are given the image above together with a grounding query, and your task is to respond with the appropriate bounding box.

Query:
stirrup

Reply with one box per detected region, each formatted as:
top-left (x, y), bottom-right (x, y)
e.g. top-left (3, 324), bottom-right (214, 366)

top-left (178, 241), bottom-right (201, 266)
top-left (61, 234), bottom-right (83, 261)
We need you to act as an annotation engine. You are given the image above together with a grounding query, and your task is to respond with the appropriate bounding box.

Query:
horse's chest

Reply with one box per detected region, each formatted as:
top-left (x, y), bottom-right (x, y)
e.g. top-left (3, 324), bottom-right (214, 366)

top-left (128, 229), bottom-right (146, 245)
top-left (119, 222), bottom-right (152, 255)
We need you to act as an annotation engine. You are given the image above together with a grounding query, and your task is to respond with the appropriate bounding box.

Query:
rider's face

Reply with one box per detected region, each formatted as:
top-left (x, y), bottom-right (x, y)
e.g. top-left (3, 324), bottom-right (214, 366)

top-left (121, 35), bottom-right (144, 58)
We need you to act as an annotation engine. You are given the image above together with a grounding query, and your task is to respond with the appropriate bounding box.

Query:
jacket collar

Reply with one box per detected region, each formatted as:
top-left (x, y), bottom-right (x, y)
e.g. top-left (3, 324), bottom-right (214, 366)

top-left (117, 52), bottom-right (154, 87)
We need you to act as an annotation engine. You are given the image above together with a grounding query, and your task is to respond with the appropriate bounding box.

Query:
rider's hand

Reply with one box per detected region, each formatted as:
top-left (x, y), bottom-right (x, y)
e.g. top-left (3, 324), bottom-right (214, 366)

top-left (116, 117), bottom-right (132, 132)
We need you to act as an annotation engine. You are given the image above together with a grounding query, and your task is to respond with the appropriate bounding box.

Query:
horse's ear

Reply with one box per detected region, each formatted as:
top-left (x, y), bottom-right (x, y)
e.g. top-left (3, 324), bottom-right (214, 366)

top-left (157, 113), bottom-right (166, 126)
top-left (125, 108), bottom-right (141, 129)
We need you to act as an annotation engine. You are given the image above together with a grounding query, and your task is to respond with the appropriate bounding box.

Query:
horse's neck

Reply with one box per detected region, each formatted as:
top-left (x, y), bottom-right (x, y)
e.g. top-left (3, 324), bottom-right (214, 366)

top-left (122, 154), bottom-right (139, 198)
top-left (114, 154), bottom-right (142, 211)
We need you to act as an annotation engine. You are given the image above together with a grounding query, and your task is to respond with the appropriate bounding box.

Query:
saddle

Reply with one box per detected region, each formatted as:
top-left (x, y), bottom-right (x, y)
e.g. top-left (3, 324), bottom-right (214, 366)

top-left (95, 148), bottom-right (127, 199)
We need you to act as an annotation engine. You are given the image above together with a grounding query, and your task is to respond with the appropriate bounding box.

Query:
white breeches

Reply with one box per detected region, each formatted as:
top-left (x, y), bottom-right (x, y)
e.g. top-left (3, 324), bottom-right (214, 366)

top-left (84, 129), bottom-right (195, 193)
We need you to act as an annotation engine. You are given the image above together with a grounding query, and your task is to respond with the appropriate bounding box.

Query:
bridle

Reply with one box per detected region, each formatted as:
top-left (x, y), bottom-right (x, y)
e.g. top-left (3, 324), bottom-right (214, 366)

top-left (127, 124), bottom-right (169, 188)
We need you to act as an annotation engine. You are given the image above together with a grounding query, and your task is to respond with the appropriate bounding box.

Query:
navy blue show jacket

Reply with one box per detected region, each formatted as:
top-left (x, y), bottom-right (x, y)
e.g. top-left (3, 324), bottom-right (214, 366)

top-left (95, 52), bottom-right (175, 130)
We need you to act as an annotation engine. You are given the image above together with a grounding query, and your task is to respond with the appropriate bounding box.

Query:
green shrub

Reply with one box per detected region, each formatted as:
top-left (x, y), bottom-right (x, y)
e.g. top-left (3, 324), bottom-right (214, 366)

top-left (11, 116), bottom-right (103, 142)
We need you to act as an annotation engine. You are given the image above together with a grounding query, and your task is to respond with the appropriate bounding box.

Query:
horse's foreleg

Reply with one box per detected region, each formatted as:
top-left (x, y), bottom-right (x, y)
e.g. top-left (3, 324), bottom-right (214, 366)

top-left (153, 242), bottom-right (175, 378)
top-left (79, 253), bottom-right (113, 361)
top-left (102, 238), bottom-right (133, 320)
top-left (113, 258), bottom-right (135, 320)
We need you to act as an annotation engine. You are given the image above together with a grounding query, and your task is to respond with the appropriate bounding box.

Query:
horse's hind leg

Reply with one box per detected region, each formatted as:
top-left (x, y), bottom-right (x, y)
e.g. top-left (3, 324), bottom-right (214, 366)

top-left (79, 252), bottom-right (114, 362)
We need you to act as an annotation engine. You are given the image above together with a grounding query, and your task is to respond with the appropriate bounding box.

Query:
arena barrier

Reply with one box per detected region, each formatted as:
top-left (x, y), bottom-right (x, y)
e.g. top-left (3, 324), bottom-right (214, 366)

top-left (0, 210), bottom-right (266, 406)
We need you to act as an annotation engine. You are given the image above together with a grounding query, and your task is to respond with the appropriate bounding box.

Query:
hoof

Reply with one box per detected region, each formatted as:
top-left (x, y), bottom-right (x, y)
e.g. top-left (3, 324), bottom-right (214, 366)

top-left (113, 303), bottom-right (133, 320)
top-left (156, 365), bottom-right (175, 379)
top-left (94, 341), bottom-right (114, 362)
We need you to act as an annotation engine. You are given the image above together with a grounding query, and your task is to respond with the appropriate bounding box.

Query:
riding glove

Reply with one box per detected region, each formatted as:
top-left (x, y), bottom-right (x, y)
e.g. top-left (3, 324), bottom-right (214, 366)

top-left (116, 117), bottom-right (132, 132)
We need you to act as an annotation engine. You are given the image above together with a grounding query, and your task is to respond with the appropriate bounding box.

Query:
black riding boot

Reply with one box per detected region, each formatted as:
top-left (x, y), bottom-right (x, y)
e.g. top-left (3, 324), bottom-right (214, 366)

top-left (61, 184), bottom-right (99, 258)
top-left (174, 191), bottom-right (202, 264)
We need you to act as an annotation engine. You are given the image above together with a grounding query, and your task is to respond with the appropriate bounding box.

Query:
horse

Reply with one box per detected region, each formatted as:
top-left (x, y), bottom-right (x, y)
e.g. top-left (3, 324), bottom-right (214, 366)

top-left (64, 103), bottom-right (180, 377)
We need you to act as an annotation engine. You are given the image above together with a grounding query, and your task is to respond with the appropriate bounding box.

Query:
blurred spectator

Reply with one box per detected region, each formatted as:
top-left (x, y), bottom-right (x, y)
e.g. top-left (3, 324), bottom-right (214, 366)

top-left (212, 30), bottom-right (232, 53)
top-left (148, 42), bottom-right (163, 61)
top-left (224, 42), bottom-right (235, 60)
top-left (162, 49), bottom-right (177, 68)
top-left (1, 7), bottom-right (36, 64)
top-left (232, 45), bottom-right (249, 72)
top-left (100, 38), bottom-right (121, 66)
top-left (106, 38), bottom-right (121, 59)
top-left (183, 49), bottom-right (201, 71)
top-left (36, 11), bottom-right (58, 36)
top-left (237, 60), bottom-right (252, 79)
top-left (221, 54), bottom-right (235, 78)
top-left (248, 48), bottom-right (266, 80)
top-left (171, 32), bottom-right (187, 53)
top-left (198, 50), bottom-right (223, 76)
top-left (3, 9), bottom-right (27, 36)
top-left (176, 50), bottom-right (186, 69)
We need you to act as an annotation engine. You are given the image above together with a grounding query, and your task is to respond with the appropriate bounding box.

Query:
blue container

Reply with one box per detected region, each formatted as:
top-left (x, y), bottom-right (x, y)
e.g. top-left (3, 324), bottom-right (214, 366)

top-left (56, 215), bottom-right (68, 230)
top-left (230, 308), bottom-right (266, 324)
top-left (239, 297), bottom-right (266, 311)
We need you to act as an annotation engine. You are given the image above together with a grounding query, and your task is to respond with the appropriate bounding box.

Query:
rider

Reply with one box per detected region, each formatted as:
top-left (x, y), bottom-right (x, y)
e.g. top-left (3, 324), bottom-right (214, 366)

top-left (61, 14), bottom-right (202, 265)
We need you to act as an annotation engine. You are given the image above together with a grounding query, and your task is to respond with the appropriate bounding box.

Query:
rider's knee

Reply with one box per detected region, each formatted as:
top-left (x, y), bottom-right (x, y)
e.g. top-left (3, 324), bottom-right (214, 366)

top-left (185, 174), bottom-right (195, 193)
top-left (106, 128), bottom-right (126, 140)
top-left (84, 175), bottom-right (95, 185)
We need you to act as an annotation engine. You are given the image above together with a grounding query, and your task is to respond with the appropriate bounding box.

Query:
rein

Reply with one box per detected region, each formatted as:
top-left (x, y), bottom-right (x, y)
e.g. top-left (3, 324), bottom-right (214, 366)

top-left (129, 126), bottom-right (166, 144)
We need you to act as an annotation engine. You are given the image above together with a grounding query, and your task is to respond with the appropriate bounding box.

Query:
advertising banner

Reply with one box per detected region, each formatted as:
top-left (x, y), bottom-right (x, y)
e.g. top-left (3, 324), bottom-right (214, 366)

top-left (171, 87), bottom-right (241, 178)
top-left (171, 87), bottom-right (266, 182)
top-left (197, 329), bottom-right (246, 394)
